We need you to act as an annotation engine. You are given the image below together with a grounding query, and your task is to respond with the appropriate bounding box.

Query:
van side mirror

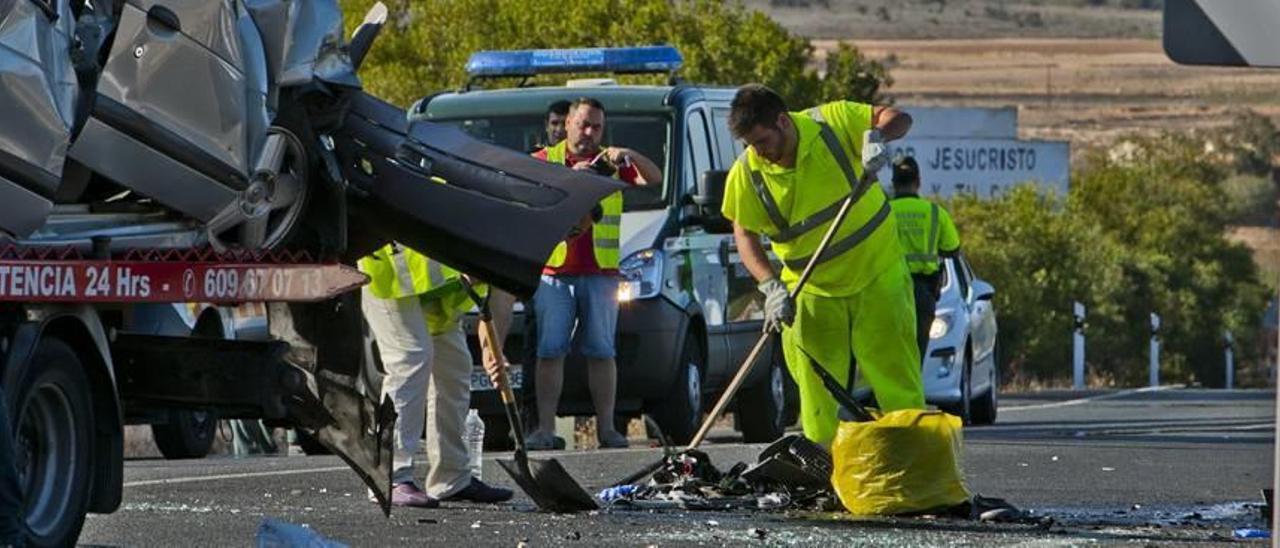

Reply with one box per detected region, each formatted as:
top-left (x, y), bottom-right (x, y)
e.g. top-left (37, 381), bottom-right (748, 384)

top-left (689, 170), bottom-right (731, 233)
top-left (972, 280), bottom-right (995, 302)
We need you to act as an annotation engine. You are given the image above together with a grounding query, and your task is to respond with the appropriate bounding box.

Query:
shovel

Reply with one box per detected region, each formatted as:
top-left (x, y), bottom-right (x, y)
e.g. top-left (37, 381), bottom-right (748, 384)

top-left (462, 280), bottom-right (598, 512)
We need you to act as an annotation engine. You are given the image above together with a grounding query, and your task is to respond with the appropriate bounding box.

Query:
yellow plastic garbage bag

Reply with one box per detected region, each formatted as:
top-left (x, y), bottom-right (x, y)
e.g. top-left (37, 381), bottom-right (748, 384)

top-left (830, 409), bottom-right (970, 515)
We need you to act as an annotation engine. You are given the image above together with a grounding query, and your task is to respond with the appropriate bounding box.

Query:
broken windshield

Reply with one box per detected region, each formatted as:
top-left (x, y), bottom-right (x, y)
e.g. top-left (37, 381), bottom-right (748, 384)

top-left (437, 114), bottom-right (671, 212)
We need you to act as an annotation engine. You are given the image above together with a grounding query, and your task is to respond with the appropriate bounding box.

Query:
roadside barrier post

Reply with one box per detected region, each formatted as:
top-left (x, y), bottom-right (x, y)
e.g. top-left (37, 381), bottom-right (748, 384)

top-left (1149, 313), bottom-right (1161, 388)
top-left (1072, 301), bottom-right (1086, 390)
top-left (1223, 330), bottom-right (1234, 390)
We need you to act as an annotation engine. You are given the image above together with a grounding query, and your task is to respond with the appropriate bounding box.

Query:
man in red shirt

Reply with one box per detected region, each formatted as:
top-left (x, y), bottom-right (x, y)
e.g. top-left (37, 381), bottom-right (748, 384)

top-left (526, 97), bottom-right (660, 449)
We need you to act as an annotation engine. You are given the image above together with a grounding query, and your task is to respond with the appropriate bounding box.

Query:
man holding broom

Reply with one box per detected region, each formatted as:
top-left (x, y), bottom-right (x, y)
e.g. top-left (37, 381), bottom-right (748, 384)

top-left (720, 84), bottom-right (923, 446)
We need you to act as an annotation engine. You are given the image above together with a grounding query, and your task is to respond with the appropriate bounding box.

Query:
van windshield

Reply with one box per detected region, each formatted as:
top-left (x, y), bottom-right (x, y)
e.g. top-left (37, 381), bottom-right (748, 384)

top-left (436, 113), bottom-right (671, 211)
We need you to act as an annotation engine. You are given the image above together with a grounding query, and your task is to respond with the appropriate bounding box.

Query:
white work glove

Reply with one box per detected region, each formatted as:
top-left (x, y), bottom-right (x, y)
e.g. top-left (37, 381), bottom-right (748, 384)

top-left (862, 129), bottom-right (888, 174)
top-left (758, 278), bottom-right (794, 333)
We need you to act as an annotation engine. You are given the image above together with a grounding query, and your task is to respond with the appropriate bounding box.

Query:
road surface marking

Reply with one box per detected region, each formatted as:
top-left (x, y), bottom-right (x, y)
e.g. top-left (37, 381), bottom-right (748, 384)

top-left (124, 466), bottom-right (349, 488)
top-left (1002, 385), bottom-right (1180, 412)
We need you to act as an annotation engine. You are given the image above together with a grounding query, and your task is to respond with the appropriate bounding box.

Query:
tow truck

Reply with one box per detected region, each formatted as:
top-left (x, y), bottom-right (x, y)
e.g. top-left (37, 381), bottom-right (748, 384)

top-left (0, 2), bottom-right (619, 546)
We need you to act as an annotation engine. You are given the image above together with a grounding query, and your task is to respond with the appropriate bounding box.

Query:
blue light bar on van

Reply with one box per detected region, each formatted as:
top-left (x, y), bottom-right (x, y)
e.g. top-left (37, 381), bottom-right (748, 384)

top-left (465, 46), bottom-right (683, 78)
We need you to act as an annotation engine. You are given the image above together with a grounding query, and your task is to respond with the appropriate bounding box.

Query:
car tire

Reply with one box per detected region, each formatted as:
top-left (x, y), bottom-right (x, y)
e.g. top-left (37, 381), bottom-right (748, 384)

top-left (8, 337), bottom-right (94, 548)
top-left (152, 409), bottom-right (217, 460)
top-left (738, 361), bottom-right (788, 443)
top-left (646, 333), bottom-right (703, 445)
top-left (970, 349), bottom-right (998, 426)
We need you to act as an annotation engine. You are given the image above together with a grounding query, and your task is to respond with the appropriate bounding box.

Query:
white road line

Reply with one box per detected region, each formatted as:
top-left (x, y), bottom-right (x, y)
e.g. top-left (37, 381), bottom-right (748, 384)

top-left (1001, 385), bottom-right (1181, 412)
top-left (123, 466), bottom-right (350, 488)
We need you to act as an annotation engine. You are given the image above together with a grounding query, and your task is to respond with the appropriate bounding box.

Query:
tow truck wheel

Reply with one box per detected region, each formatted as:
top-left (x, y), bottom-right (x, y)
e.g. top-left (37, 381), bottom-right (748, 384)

top-left (152, 409), bottom-right (217, 460)
top-left (8, 337), bottom-right (94, 548)
top-left (645, 333), bottom-right (703, 445)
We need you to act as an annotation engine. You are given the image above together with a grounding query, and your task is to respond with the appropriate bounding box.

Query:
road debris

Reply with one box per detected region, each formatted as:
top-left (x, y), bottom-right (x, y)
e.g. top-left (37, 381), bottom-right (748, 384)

top-left (602, 434), bottom-right (1031, 524)
top-left (1233, 528), bottom-right (1270, 539)
top-left (256, 518), bottom-right (346, 548)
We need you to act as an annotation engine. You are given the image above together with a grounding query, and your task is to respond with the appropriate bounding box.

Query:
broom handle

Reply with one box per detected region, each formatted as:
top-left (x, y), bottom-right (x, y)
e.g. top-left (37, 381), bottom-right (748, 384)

top-left (685, 191), bottom-right (858, 449)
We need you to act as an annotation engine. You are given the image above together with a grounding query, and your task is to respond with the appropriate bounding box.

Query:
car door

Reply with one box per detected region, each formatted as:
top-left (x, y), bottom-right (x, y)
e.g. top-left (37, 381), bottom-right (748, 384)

top-left (674, 104), bottom-right (733, 382)
top-left (72, 0), bottom-right (264, 221)
top-left (707, 106), bottom-right (776, 385)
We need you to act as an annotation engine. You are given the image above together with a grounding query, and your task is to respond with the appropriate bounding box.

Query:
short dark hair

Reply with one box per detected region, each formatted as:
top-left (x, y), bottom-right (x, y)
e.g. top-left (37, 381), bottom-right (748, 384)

top-left (547, 100), bottom-right (571, 119)
top-left (729, 84), bottom-right (788, 138)
top-left (569, 97), bottom-right (605, 115)
top-left (892, 156), bottom-right (921, 188)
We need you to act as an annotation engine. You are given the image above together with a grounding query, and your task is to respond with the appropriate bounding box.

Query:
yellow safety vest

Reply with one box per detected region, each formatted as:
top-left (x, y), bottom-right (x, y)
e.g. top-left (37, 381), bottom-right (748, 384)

top-left (721, 102), bottom-right (901, 297)
top-left (541, 141), bottom-right (623, 270)
top-left (358, 244), bottom-right (486, 335)
top-left (892, 197), bottom-right (941, 275)
top-left (422, 282), bottom-right (484, 336)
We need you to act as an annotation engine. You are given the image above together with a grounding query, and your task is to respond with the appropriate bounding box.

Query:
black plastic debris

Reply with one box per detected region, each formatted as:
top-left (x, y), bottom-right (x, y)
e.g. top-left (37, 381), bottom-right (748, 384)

top-left (741, 435), bottom-right (832, 491)
top-left (604, 435), bottom-right (837, 512)
top-left (605, 434), bottom-right (1032, 523)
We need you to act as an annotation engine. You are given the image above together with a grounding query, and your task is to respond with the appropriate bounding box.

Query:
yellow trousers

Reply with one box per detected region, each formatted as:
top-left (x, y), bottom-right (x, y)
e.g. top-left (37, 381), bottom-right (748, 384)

top-left (782, 261), bottom-right (925, 445)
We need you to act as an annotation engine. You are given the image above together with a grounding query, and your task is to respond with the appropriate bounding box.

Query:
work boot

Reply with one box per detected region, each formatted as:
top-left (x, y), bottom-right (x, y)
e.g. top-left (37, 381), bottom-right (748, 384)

top-left (388, 482), bottom-right (439, 508)
top-left (525, 430), bottom-right (566, 451)
top-left (444, 478), bottom-right (515, 503)
top-left (597, 429), bottom-right (629, 449)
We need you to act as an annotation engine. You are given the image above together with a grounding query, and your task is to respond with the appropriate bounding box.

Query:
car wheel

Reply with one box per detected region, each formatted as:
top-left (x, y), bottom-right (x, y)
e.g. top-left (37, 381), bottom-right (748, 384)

top-left (738, 361), bottom-right (788, 443)
top-left (971, 349), bottom-right (998, 426)
top-left (646, 333), bottom-right (703, 445)
top-left (8, 337), bottom-right (94, 548)
top-left (152, 409), bottom-right (217, 460)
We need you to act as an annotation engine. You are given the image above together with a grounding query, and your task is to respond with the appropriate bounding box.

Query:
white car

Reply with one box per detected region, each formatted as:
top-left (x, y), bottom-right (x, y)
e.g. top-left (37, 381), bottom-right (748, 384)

top-left (923, 254), bottom-right (999, 425)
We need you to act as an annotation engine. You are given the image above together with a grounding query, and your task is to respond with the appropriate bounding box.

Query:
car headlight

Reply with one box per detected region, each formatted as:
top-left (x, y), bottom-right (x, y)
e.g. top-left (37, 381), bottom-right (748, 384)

top-left (929, 312), bottom-right (953, 339)
top-left (617, 248), bottom-right (664, 302)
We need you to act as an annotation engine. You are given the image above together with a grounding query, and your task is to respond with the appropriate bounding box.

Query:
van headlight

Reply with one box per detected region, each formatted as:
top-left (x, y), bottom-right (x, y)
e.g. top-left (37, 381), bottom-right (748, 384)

top-left (929, 312), bottom-right (953, 339)
top-left (617, 248), bottom-right (664, 302)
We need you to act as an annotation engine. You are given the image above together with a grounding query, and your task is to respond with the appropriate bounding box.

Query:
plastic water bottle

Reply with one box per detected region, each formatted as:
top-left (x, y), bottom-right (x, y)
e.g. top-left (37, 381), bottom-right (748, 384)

top-left (465, 409), bottom-right (485, 480)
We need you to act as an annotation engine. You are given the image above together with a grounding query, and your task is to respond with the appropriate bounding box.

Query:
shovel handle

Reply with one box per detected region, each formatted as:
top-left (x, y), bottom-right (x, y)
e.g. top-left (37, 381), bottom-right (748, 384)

top-left (459, 278), bottom-right (527, 441)
top-left (479, 318), bottom-right (518, 406)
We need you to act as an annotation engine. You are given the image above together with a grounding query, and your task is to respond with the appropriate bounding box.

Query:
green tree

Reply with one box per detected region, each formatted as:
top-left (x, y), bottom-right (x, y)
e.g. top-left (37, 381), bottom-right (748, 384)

top-left (951, 133), bottom-right (1272, 387)
top-left (340, 0), bottom-right (889, 108)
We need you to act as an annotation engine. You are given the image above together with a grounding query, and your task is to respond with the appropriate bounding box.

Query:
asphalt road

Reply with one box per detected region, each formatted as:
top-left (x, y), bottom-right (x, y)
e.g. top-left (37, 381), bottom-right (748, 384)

top-left (80, 388), bottom-right (1274, 546)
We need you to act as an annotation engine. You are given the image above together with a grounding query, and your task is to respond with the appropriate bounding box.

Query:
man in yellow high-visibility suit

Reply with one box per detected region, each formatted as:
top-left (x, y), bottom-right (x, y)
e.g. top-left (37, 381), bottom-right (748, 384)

top-left (721, 84), bottom-right (923, 445)
top-left (888, 156), bottom-right (961, 358)
top-left (360, 244), bottom-right (513, 507)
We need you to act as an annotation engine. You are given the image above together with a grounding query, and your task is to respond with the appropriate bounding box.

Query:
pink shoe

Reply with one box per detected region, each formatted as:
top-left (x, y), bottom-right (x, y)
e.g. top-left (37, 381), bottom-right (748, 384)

top-left (389, 482), bottom-right (439, 508)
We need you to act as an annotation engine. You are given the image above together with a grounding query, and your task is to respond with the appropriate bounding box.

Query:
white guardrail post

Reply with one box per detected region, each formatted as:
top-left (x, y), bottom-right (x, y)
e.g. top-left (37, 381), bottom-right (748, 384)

top-left (1072, 301), bottom-right (1085, 390)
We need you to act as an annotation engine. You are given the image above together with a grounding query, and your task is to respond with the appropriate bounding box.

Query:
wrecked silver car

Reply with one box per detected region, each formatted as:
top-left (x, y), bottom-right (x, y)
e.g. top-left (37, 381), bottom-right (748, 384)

top-left (0, 1), bottom-right (619, 545)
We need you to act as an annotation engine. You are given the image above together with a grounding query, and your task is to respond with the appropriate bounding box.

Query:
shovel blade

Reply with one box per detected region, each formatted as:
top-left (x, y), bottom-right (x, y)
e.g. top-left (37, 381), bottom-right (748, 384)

top-left (498, 456), bottom-right (598, 513)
